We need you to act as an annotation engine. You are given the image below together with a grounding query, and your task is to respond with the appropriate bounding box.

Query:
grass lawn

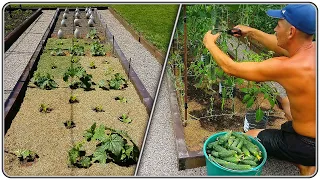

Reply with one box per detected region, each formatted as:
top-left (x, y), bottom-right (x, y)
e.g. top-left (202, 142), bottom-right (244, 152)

top-left (111, 5), bottom-right (179, 52)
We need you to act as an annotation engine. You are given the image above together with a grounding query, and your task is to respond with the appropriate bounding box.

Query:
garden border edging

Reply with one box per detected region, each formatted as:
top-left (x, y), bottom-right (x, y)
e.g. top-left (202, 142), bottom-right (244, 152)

top-left (97, 9), bottom-right (153, 115)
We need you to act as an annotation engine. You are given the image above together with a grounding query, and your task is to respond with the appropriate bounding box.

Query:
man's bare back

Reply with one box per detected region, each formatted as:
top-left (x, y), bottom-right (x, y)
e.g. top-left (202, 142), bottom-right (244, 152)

top-left (278, 43), bottom-right (316, 138)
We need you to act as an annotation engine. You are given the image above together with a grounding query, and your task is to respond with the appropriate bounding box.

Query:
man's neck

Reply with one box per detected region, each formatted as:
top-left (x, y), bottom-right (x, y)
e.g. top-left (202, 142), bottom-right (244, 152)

top-left (287, 40), bottom-right (313, 57)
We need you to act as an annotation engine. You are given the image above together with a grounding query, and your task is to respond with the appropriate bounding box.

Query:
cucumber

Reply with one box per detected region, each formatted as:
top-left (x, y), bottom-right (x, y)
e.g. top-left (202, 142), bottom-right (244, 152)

top-left (243, 155), bottom-right (255, 161)
top-left (241, 146), bottom-right (250, 157)
top-left (231, 138), bottom-right (240, 148)
top-left (218, 131), bottom-right (232, 145)
top-left (213, 157), bottom-right (252, 170)
top-left (211, 151), bottom-right (219, 157)
top-left (218, 150), bottom-right (237, 157)
top-left (244, 143), bottom-right (262, 160)
top-left (227, 136), bottom-right (235, 147)
top-left (241, 159), bottom-right (258, 166)
top-left (229, 145), bottom-right (242, 154)
top-left (236, 139), bottom-right (244, 149)
top-left (212, 141), bottom-right (228, 152)
top-left (222, 156), bottom-right (241, 163)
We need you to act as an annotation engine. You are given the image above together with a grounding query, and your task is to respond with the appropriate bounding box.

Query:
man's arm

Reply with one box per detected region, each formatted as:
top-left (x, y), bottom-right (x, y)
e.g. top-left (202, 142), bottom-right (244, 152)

top-left (203, 31), bottom-right (289, 82)
top-left (234, 25), bottom-right (289, 57)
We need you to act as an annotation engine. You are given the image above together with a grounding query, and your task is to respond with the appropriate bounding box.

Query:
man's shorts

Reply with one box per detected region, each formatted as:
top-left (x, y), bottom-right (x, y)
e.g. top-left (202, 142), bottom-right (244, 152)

top-left (257, 121), bottom-right (315, 166)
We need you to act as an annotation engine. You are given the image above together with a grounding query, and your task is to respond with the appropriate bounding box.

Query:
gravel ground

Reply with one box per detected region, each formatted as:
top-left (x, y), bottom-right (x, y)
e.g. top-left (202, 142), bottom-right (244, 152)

top-left (3, 10), bottom-right (56, 102)
top-left (97, 9), bottom-right (162, 98)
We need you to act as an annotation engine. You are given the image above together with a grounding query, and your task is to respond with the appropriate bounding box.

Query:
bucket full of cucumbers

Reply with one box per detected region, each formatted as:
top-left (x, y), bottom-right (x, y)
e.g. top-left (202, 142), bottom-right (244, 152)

top-left (203, 131), bottom-right (267, 176)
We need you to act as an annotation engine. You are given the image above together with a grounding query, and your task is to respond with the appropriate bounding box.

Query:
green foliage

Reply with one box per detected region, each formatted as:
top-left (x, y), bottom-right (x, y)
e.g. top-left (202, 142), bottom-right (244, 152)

top-left (69, 95), bottom-right (78, 103)
top-left (33, 72), bottom-right (58, 90)
top-left (14, 149), bottom-right (38, 162)
top-left (115, 96), bottom-right (127, 103)
top-left (89, 61), bottom-right (96, 69)
top-left (86, 28), bottom-right (98, 39)
top-left (68, 123), bottom-right (139, 168)
top-left (71, 56), bottom-right (80, 63)
top-left (39, 103), bottom-right (52, 113)
top-left (50, 48), bottom-right (66, 56)
top-left (63, 65), bottom-right (94, 90)
top-left (109, 73), bottom-right (128, 90)
top-left (93, 105), bottom-right (104, 112)
top-left (241, 82), bottom-right (278, 121)
top-left (91, 41), bottom-right (106, 56)
top-left (119, 114), bottom-right (132, 124)
top-left (99, 73), bottom-right (128, 90)
top-left (69, 44), bottom-right (84, 56)
top-left (65, 120), bottom-right (75, 129)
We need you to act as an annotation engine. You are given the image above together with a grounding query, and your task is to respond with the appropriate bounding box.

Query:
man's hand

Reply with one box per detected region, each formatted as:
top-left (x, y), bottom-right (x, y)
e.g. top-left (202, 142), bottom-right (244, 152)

top-left (203, 30), bottom-right (221, 49)
top-left (233, 25), bottom-right (253, 37)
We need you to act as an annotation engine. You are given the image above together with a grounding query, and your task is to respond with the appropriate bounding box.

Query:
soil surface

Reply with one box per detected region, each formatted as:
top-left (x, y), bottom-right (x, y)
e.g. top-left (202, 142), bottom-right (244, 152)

top-left (181, 77), bottom-right (287, 152)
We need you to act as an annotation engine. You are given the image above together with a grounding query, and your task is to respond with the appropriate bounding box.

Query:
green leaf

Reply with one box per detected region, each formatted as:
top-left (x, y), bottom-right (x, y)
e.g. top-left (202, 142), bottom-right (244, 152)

top-left (255, 108), bottom-right (264, 122)
top-left (240, 88), bottom-right (248, 93)
top-left (246, 96), bottom-right (255, 108)
top-left (92, 146), bottom-right (107, 164)
top-left (93, 125), bottom-right (107, 142)
top-left (84, 123), bottom-right (96, 141)
top-left (79, 156), bottom-right (91, 168)
top-left (243, 94), bottom-right (251, 103)
top-left (68, 147), bottom-right (80, 165)
top-left (268, 96), bottom-right (275, 108)
top-left (102, 134), bottom-right (124, 156)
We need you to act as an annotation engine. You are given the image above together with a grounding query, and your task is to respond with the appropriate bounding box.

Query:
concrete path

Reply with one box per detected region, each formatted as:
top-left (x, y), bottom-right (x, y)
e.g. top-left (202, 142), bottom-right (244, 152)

top-left (3, 10), bottom-right (56, 102)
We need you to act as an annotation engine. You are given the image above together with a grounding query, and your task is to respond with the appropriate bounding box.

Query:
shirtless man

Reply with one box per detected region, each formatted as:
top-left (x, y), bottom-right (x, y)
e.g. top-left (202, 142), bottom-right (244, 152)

top-left (203, 4), bottom-right (316, 175)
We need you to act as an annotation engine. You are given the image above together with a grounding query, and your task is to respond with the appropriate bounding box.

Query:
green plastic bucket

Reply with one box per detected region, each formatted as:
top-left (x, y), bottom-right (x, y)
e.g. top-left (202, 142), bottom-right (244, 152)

top-left (203, 132), bottom-right (267, 176)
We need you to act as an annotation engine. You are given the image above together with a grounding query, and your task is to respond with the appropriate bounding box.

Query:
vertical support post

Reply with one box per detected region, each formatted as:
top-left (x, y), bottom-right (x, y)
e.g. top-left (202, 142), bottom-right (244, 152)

top-left (128, 58), bottom-right (132, 81)
top-left (183, 5), bottom-right (188, 127)
top-left (112, 35), bottom-right (115, 55)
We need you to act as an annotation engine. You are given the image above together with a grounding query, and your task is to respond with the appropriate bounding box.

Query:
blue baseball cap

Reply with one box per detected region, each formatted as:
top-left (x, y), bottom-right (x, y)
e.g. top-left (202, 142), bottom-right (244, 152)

top-left (267, 4), bottom-right (316, 35)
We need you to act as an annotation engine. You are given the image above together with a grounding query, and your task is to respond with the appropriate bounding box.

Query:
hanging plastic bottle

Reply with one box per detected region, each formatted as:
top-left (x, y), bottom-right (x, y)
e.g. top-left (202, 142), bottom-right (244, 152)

top-left (86, 11), bottom-right (91, 19)
top-left (63, 12), bottom-right (67, 19)
top-left (88, 18), bottom-right (94, 27)
top-left (90, 14), bottom-right (95, 23)
top-left (58, 29), bottom-right (63, 39)
top-left (61, 19), bottom-right (66, 27)
top-left (65, 8), bottom-right (69, 13)
top-left (75, 12), bottom-right (80, 19)
top-left (74, 18), bottom-right (80, 26)
top-left (85, 7), bottom-right (88, 13)
top-left (74, 28), bottom-right (80, 38)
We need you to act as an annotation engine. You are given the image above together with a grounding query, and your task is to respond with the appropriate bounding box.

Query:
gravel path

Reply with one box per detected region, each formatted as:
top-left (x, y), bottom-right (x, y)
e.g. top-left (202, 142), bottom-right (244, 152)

top-left (4, 10), bottom-right (56, 102)
top-left (98, 10), bottom-right (162, 98)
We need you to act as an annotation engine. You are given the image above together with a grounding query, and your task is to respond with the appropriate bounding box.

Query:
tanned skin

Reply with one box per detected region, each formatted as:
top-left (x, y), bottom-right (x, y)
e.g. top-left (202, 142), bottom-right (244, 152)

top-left (203, 19), bottom-right (316, 175)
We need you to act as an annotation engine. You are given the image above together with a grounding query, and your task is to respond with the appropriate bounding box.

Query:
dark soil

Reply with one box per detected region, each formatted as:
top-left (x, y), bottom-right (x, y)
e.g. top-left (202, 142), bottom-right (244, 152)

top-left (4, 9), bottom-right (34, 36)
top-left (183, 76), bottom-right (287, 151)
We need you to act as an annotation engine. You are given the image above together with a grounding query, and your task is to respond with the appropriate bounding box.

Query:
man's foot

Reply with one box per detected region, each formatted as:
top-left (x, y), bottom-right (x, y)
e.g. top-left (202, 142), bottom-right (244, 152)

top-left (296, 164), bottom-right (316, 176)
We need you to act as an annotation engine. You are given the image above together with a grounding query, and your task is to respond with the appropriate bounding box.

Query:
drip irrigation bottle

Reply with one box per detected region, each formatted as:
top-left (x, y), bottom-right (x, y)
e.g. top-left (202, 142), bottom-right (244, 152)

top-left (243, 110), bottom-right (268, 132)
top-left (86, 11), bottom-right (91, 19)
top-left (63, 12), bottom-right (67, 19)
top-left (74, 28), bottom-right (80, 39)
top-left (88, 19), bottom-right (94, 27)
top-left (61, 19), bottom-right (66, 27)
top-left (58, 29), bottom-right (63, 39)
top-left (90, 14), bottom-right (95, 23)
top-left (65, 8), bottom-right (69, 13)
top-left (74, 18), bottom-right (80, 26)
top-left (85, 7), bottom-right (88, 12)
top-left (75, 12), bottom-right (80, 19)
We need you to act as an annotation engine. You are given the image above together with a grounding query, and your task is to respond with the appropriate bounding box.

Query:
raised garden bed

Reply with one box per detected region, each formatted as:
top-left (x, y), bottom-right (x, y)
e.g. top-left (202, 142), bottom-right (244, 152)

top-left (168, 4), bottom-right (288, 170)
top-left (4, 7), bottom-right (42, 51)
top-left (4, 8), bottom-right (150, 176)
